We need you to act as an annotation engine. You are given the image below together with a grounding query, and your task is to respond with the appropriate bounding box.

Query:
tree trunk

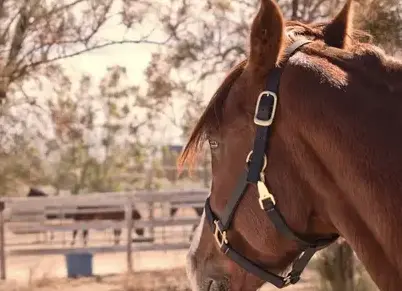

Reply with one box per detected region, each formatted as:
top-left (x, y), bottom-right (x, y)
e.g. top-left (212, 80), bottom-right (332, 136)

top-left (291, 0), bottom-right (299, 20)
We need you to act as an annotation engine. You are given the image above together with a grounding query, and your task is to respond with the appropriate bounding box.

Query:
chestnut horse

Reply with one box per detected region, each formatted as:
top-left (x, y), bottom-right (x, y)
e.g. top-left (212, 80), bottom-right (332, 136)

top-left (179, 0), bottom-right (402, 290)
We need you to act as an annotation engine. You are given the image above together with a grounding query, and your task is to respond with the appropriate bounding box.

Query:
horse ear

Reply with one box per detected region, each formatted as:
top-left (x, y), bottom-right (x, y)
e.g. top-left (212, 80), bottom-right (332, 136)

top-left (248, 0), bottom-right (285, 77)
top-left (322, 0), bottom-right (354, 49)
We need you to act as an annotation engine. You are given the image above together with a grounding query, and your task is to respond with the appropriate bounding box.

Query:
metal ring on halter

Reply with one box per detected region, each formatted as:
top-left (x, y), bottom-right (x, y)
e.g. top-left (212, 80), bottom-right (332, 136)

top-left (245, 150), bottom-right (267, 172)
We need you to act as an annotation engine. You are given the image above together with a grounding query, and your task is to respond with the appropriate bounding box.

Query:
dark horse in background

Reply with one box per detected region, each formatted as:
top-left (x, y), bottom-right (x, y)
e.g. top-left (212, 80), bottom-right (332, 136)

top-left (27, 188), bottom-right (144, 246)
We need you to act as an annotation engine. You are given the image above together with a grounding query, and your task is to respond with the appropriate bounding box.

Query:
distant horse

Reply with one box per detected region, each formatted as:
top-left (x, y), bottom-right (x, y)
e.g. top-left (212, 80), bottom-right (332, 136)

top-left (181, 1), bottom-right (402, 290)
top-left (27, 188), bottom-right (144, 246)
top-left (71, 205), bottom-right (144, 246)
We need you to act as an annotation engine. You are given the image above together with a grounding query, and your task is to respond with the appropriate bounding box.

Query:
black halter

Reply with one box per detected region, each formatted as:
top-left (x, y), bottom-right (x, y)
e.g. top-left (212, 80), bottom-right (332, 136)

top-left (203, 39), bottom-right (339, 289)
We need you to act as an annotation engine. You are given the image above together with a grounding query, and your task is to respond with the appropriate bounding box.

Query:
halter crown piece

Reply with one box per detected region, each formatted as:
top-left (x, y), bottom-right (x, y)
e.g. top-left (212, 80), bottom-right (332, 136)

top-left (203, 39), bottom-right (340, 288)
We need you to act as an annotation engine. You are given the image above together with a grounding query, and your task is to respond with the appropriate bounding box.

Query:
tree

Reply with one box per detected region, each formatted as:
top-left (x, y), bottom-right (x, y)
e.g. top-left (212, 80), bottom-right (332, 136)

top-left (0, 132), bottom-right (47, 195)
top-left (354, 0), bottom-right (402, 54)
top-left (44, 65), bottom-right (163, 194)
top-left (0, 0), bottom-right (193, 196)
top-left (0, 0), bottom-right (170, 103)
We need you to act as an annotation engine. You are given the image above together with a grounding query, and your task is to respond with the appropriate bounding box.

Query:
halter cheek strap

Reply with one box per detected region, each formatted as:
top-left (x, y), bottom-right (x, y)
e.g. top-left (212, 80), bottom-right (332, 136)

top-left (203, 39), bottom-right (339, 289)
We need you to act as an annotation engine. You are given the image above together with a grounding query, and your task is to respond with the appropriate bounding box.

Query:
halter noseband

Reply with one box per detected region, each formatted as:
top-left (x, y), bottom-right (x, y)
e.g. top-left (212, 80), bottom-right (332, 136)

top-left (203, 39), bottom-right (339, 289)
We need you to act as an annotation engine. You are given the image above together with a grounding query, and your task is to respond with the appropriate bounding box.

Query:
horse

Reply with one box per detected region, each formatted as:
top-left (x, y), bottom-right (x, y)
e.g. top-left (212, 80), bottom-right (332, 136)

top-left (70, 205), bottom-right (144, 246)
top-left (27, 188), bottom-right (144, 246)
top-left (179, 0), bottom-right (402, 290)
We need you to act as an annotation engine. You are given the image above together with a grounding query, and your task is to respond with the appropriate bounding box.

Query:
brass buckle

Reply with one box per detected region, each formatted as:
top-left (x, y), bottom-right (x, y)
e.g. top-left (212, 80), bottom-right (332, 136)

top-left (246, 150), bottom-right (267, 173)
top-left (257, 181), bottom-right (276, 209)
top-left (253, 91), bottom-right (278, 126)
top-left (213, 220), bottom-right (228, 248)
top-left (283, 275), bottom-right (292, 286)
top-left (245, 150), bottom-right (275, 209)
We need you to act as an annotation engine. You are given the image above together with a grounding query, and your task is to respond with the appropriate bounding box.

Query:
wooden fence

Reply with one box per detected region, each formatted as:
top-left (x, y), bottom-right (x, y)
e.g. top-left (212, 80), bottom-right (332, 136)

top-left (0, 189), bottom-right (209, 279)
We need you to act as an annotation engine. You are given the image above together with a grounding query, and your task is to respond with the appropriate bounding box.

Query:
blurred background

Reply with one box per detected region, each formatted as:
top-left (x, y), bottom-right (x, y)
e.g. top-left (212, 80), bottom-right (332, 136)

top-left (0, 0), bottom-right (401, 290)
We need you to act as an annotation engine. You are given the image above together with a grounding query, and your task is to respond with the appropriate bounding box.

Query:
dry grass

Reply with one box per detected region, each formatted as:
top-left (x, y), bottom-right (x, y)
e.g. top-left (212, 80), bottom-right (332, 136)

top-left (121, 269), bottom-right (190, 291)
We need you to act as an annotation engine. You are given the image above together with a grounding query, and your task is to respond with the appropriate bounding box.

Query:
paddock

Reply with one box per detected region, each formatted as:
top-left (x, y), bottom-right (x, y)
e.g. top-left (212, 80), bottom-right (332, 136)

top-left (0, 189), bottom-right (208, 280)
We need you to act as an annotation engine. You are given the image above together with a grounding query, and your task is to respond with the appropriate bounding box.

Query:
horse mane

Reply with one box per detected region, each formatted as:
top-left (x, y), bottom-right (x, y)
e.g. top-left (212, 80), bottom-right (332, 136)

top-left (177, 20), bottom-right (378, 173)
top-left (177, 59), bottom-right (248, 172)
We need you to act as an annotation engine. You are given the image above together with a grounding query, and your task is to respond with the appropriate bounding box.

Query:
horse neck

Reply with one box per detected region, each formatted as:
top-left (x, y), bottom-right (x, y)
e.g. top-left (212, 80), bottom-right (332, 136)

top-left (282, 50), bottom-right (402, 291)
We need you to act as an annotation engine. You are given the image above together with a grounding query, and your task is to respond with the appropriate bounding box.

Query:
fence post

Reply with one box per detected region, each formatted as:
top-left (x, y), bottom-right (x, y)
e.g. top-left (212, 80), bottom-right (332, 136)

top-left (148, 202), bottom-right (154, 239)
top-left (125, 200), bottom-right (133, 274)
top-left (0, 201), bottom-right (6, 280)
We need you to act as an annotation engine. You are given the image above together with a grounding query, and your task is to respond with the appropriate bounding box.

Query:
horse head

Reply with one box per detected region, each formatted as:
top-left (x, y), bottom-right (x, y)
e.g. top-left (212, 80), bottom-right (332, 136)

top-left (181, 0), bottom-right (402, 290)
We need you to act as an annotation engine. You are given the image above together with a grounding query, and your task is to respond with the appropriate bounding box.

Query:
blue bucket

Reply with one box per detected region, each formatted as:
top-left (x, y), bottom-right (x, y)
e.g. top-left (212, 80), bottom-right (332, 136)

top-left (65, 252), bottom-right (93, 278)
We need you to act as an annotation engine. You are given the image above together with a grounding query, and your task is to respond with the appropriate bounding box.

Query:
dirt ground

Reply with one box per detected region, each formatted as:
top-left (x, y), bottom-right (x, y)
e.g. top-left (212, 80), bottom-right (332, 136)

top-left (0, 249), bottom-right (318, 291)
top-left (1, 207), bottom-right (320, 291)
top-left (0, 267), bottom-right (318, 291)
top-left (3, 249), bottom-right (188, 281)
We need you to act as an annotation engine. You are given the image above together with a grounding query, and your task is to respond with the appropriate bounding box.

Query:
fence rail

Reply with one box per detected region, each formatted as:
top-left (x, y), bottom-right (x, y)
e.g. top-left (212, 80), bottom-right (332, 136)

top-left (0, 189), bottom-right (209, 280)
top-left (7, 217), bottom-right (201, 234)
top-left (0, 188), bottom-right (208, 206)
top-left (8, 242), bottom-right (192, 256)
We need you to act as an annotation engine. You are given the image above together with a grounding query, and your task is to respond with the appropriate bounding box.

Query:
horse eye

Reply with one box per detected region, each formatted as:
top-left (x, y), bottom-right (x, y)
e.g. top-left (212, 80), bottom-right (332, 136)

top-left (209, 140), bottom-right (219, 149)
